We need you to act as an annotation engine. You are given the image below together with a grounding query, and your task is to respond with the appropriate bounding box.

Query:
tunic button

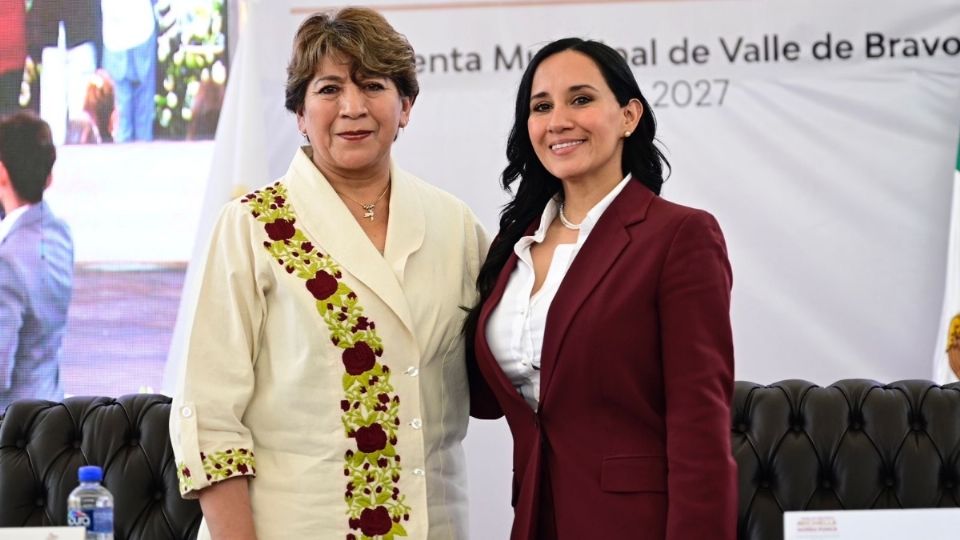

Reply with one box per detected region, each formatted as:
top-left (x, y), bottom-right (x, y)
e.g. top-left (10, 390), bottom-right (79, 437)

top-left (410, 418), bottom-right (422, 430)
top-left (181, 406), bottom-right (193, 418)
top-left (413, 468), bottom-right (425, 477)
top-left (405, 366), bottom-right (419, 377)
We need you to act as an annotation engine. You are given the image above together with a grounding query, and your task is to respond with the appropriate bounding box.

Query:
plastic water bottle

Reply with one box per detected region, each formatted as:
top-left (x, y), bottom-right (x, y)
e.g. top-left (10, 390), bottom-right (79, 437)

top-left (67, 465), bottom-right (114, 539)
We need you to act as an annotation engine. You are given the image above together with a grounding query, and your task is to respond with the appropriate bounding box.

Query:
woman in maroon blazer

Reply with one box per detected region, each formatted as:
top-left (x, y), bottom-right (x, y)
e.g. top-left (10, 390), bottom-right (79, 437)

top-left (465, 38), bottom-right (737, 539)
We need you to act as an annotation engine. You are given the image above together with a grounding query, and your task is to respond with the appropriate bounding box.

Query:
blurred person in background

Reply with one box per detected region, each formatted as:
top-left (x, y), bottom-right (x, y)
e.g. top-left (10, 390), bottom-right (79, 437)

top-left (169, 7), bottom-right (487, 540)
top-left (0, 0), bottom-right (27, 117)
top-left (0, 112), bottom-right (73, 414)
top-left (100, 0), bottom-right (156, 142)
top-left (66, 68), bottom-right (115, 143)
top-left (27, 0), bottom-right (102, 144)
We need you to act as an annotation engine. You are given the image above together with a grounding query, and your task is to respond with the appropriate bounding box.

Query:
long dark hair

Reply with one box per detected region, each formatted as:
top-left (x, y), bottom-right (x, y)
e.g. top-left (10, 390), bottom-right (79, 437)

top-left (464, 37), bottom-right (669, 346)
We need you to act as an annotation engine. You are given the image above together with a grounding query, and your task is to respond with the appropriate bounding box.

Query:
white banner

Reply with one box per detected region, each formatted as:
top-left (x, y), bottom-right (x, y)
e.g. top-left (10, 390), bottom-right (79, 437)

top-left (190, 0), bottom-right (960, 385)
top-left (167, 1), bottom-right (960, 536)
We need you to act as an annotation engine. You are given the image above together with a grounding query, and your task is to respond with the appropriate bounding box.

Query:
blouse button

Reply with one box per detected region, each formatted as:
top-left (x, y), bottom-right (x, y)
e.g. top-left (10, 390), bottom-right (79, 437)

top-left (181, 406), bottom-right (193, 418)
top-left (405, 366), bottom-right (419, 377)
top-left (413, 468), bottom-right (425, 477)
top-left (410, 418), bottom-right (423, 430)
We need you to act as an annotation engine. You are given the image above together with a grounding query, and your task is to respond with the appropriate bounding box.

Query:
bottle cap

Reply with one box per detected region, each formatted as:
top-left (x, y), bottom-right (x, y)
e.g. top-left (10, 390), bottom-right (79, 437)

top-left (78, 465), bottom-right (103, 482)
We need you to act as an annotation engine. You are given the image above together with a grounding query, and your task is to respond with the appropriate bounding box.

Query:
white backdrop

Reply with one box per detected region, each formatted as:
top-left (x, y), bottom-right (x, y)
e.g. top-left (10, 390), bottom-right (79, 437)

top-left (165, 1), bottom-right (960, 537)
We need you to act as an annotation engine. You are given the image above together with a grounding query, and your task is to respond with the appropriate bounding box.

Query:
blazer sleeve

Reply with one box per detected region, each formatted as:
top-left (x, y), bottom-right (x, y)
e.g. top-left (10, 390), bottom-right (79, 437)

top-left (462, 205), bottom-right (504, 420)
top-left (658, 210), bottom-right (737, 540)
top-left (0, 256), bottom-right (25, 393)
top-left (169, 202), bottom-right (263, 498)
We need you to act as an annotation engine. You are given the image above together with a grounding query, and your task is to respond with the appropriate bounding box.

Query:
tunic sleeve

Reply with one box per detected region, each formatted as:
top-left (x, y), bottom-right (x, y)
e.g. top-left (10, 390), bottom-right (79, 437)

top-left (463, 201), bottom-right (491, 284)
top-left (460, 203), bottom-right (504, 420)
top-left (170, 202), bottom-right (265, 498)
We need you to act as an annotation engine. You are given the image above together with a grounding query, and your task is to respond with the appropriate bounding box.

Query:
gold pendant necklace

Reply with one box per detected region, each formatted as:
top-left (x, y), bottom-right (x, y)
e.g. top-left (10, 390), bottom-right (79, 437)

top-left (336, 179), bottom-right (390, 221)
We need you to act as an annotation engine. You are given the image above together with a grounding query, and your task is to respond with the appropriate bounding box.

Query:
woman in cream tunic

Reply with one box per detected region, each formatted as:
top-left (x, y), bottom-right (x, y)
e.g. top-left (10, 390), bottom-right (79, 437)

top-left (170, 9), bottom-right (486, 540)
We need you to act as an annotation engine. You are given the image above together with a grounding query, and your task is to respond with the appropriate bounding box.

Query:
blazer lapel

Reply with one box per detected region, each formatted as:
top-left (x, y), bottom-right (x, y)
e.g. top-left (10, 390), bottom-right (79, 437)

top-left (538, 181), bottom-right (655, 404)
top-left (476, 238), bottom-right (533, 409)
top-left (284, 148), bottom-right (418, 337)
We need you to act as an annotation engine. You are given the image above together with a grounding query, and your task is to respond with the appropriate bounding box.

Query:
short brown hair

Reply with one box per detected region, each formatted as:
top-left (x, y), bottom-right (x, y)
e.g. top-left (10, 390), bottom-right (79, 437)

top-left (83, 70), bottom-right (116, 143)
top-left (0, 112), bottom-right (56, 203)
top-left (285, 7), bottom-right (419, 114)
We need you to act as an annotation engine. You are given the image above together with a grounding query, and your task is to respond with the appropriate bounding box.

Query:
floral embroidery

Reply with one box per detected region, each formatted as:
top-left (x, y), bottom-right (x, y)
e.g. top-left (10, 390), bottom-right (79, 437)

top-left (243, 183), bottom-right (410, 539)
top-left (176, 448), bottom-right (256, 496)
top-left (176, 463), bottom-right (193, 493)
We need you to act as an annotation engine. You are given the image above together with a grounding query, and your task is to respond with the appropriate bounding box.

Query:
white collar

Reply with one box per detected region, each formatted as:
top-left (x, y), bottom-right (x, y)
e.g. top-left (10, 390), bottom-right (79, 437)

top-left (0, 203), bottom-right (33, 244)
top-left (520, 173), bottom-right (633, 250)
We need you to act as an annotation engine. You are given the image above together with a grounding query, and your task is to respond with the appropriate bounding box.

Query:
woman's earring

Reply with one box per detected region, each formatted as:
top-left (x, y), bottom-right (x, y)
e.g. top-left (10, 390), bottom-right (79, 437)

top-left (301, 131), bottom-right (309, 142)
top-left (624, 131), bottom-right (632, 138)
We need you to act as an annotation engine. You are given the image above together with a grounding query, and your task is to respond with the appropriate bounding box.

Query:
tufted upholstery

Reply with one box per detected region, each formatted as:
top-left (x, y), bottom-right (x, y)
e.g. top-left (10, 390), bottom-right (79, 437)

top-left (733, 379), bottom-right (960, 540)
top-left (0, 394), bottom-right (201, 539)
top-left (2, 382), bottom-right (959, 539)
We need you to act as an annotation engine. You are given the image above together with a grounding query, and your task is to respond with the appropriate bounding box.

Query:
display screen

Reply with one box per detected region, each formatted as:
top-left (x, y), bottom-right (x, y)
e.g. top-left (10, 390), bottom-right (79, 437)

top-left (4, 0), bottom-right (227, 143)
top-left (0, 0), bottom-right (229, 402)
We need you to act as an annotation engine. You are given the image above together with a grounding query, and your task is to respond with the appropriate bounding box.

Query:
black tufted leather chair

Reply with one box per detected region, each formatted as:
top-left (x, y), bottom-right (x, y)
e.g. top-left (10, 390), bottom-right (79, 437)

top-left (2, 382), bottom-right (959, 539)
top-left (0, 394), bottom-right (201, 539)
top-left (733, 379), bottom-right (960, 540)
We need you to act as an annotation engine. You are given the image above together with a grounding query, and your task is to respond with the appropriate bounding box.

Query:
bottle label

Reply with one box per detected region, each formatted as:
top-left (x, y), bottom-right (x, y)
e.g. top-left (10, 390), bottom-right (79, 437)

top-left (68, 507), bottom-right (113, 533)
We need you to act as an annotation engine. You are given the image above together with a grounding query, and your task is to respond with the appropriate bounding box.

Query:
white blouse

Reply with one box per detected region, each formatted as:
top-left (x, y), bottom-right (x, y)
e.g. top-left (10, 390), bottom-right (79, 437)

top-left (486, 174), bottom-right (632, 410)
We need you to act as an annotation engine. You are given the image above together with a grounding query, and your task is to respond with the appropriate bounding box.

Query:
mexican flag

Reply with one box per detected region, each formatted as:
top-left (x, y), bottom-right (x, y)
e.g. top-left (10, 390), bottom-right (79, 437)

top-left (934, 140), bottom-right (960, 383)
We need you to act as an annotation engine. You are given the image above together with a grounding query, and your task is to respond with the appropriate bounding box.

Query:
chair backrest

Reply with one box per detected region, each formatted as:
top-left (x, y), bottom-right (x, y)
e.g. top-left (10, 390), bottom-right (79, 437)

top-left (733, 379), bottom-right (960, 540)
top-left (0, 394), bottom-right (201, 539)
top-left (3, 382), bottom-right (958, 540)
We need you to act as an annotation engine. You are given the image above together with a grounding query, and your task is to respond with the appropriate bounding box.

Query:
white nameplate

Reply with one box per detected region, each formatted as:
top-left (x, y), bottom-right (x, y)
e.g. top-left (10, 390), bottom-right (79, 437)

top-left (785, 508), bottom-right (960, 539)
top-left (0, 527), bottom-right (84, 540)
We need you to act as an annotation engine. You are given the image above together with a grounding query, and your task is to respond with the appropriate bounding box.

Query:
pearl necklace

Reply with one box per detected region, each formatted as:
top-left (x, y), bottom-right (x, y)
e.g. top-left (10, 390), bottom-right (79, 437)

top-left (558, 203), bottom-right (582, 230)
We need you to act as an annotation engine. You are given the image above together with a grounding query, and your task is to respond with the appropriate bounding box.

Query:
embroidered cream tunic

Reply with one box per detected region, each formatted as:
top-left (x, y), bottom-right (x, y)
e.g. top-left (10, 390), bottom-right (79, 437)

top-left (170, 148), bottom-right (487, 540)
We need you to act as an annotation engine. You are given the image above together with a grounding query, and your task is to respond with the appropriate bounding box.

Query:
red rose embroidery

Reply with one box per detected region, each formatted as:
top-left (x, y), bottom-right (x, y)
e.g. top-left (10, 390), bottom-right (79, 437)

top-left (358, 506), bottom-right (393, 536)
top-left (264, 218), bottom-right (295, 240)
top-left (244, 187), bottom-right (409, 528)
top-left (354, 423), bottom-right (388, 453)
top-left (306, 271), bottom-right (338, 300)
top-left (342, 342), bottom-right (376, 375)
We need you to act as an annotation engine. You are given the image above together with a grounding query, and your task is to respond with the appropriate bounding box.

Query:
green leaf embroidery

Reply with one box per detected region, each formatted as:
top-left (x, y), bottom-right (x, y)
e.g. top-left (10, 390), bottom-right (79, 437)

top-left (242, 183), bottom-right (411, 538)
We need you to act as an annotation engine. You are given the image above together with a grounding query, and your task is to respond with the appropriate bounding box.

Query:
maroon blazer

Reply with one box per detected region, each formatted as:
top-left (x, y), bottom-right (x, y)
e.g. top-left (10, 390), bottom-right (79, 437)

top-left (471, 180), bottom-right (737, 540)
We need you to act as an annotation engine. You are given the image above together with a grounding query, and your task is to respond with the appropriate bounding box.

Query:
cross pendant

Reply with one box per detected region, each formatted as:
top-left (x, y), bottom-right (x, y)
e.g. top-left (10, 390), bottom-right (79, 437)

top-left (362, 204), bottom-right (375, 221)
